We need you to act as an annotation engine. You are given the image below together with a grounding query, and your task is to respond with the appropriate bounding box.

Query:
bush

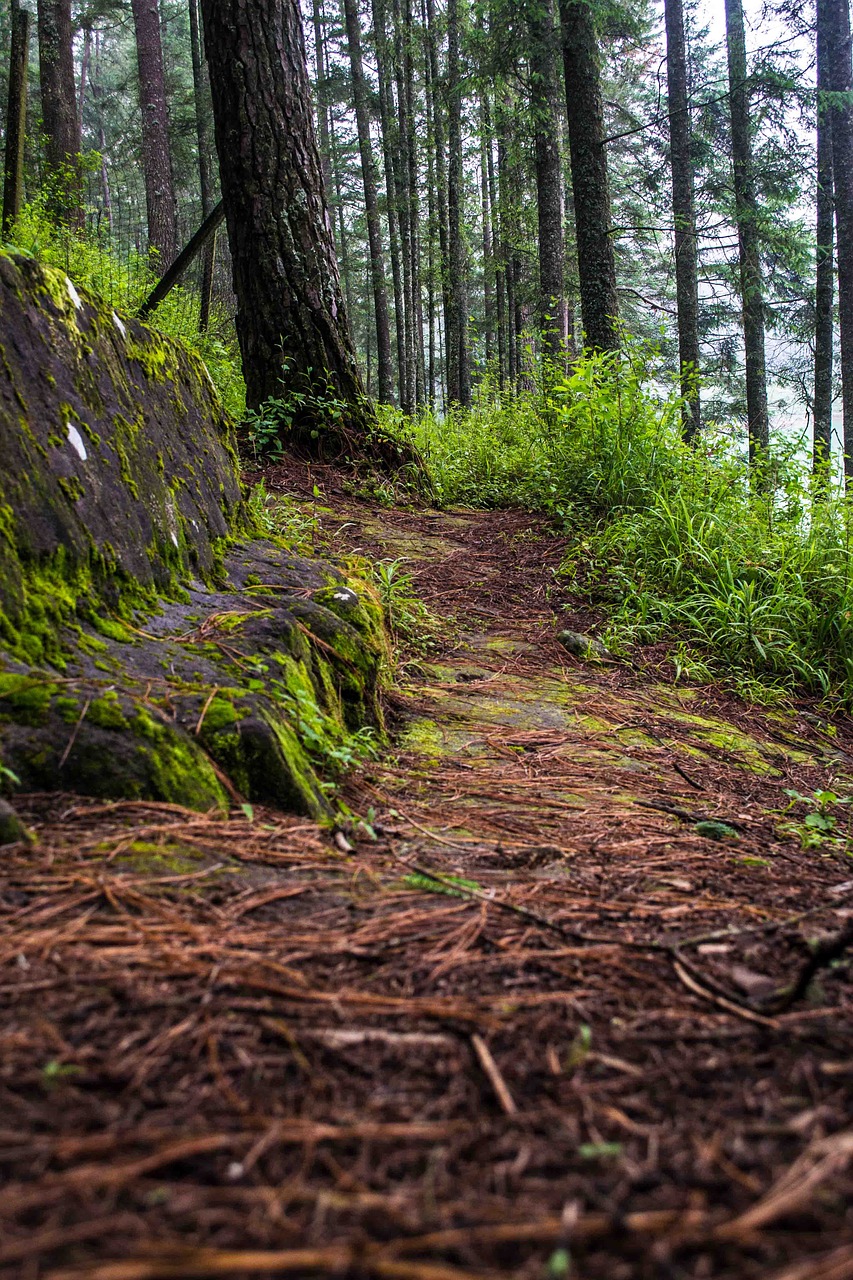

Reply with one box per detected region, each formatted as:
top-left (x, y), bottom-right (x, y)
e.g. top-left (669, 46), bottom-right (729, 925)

top-left (385, 343), bottom-right (853, 704)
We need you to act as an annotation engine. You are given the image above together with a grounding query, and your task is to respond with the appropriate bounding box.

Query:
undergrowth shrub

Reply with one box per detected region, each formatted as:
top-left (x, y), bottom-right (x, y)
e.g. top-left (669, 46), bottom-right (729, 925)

top-left (384, 342), bottom-right (853, 704)
top-left (6, 199), bottom-right (246, 418)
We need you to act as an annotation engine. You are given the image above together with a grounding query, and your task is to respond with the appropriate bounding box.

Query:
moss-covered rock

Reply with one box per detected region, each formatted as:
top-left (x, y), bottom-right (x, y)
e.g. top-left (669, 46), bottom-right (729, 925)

top-left (0, 256), bottom-right (386, 815)
top-left (0, 251), bottom-right (243, 663)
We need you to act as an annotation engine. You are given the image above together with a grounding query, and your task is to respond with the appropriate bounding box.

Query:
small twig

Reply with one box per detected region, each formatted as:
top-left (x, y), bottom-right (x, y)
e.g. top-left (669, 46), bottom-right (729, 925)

top-left (471, 1033), bottom-right (517, 1115)
top-left (636, 798), bottom-right (746, 832)
top-left (673, 958), bottom-right (779, 1028)
top-left (769, 918), bottom-right (853, 1013)
top-left (194, 686), bottom-right (220, 736)
top-left (58, 696), bottom-right (93, 768)
top-left (671, 760), bottom-right (705, 791)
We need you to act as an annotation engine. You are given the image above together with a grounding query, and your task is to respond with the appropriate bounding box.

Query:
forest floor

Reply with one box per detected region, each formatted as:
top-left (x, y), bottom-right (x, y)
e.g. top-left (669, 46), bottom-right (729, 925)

top-left (1, 466), bottom-right (852, 1280)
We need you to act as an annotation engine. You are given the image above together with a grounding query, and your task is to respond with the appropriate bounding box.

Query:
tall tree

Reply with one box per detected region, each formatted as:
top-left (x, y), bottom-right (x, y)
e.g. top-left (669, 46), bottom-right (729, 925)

top-left (2, 0), bottom-right (30, 238)
top-left (664, 0), bottom-right (701, 440)
top-left (373, 0), bottom-right (408, 404)
top-left (826, 0), bottom-right (853, 478)
top-left (815, 0), bottom-right (834, 473)
top-left (342, 0), bottom-right (394, 402)
top-left (724, 0), bottom-right (768, 462)
top-left (559, 0), bottom-right (619, 350)
top-left (200, 0), bottom-right (374, 450)
top-left (529, 0), bottom-right (567, 359)
top-left (131, 0), bottom-right (177, 264)
top-left (188, 0), bottom-right (216, 330)
top-left (446, 0), bottom-right (471, 405)
top-left (37, 0), bottom-right (82, 225)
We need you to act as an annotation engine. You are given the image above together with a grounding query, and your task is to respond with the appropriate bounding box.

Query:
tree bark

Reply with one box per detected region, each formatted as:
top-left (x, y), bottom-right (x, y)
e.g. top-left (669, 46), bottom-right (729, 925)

top-left (826, 0), bottom-right (853, 479)
top-left (724, 0), bottom-right (769, 463)
top-left (189, 0), bottom-right (216, 331)
top-left (480, 99), bottom-right (496, 370)
top-left (530, 0), bottom-right (566, 360)
top-left (37, 0), bottom-right (82, 226)
top-left (559, 0), bottom-right (619, 351)
top-left (664, 0), bottom-right (701, 440)
top-left (310, 0), bottom-right (334, 199)
top-left (426, 0), bottom-right (452, 405)
top-left (342, 0), bottom-right (394, 402)
top-left (446, 0), bottom-right (470, 405)
top-left (2, 2), bottom-right (29, 239)
top-left (815, 0), bottom-right (834, 473)
top-left (200, 0), bottom-right (374, 452)
top-left (131, 0), bottom-right (177, 265)
top-left (373, 0), bottom-right (407, 406)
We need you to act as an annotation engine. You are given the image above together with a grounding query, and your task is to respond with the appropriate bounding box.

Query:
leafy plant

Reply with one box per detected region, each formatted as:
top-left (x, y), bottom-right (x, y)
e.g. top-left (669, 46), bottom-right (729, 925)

top-left (778, 788), bottom-right (852, 850)
top-left (383, 338), bottom-right (853, 705)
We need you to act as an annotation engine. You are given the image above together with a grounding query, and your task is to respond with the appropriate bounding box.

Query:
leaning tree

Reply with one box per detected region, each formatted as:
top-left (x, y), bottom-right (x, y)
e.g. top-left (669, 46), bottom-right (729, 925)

top-left (199, 0), bottom-right (377, 455)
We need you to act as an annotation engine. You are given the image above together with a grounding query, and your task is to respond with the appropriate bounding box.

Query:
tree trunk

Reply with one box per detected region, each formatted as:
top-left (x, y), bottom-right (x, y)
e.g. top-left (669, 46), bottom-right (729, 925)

top-left (559, 0), bottom-right (619, 351)
top-left (530, 0), bottom-right (566, 360)
top-left (373, 0), bottom-right (407, 406)
top-left (403, 0), bottom-right (425, 404)
top-left (724, 0), bottom-right (769, 463)
top-left (815, 0), bottom-right (834, 473)
top-left (2, 1), bottom-right (29, 239)
top-left (310, 0), bottom-right (334, 199)
top-left (826, 0), bottom-right (853, 479)
top-left (426, 0), bottom-right (452, 405)
top-left (200, 0), bottom-right (374, 452)
top-left (480, 99), bottom-right (495, 370)
top-left (37, 0), bottom-right (82, 226)
top-left (392, 0), bottom-right (415, 411)
top-left (446, 0), bottom-right (470, 406)
top-left (93, 31), bottom-right (113, 232)
top-left (342, 0), bottom-right (394, 402)
top-left (664, 0), bottom-right (701, 440)
top-left (189, 0), bottom-right (216, 331)
top-left (131, 0), bottom-right (177, 264)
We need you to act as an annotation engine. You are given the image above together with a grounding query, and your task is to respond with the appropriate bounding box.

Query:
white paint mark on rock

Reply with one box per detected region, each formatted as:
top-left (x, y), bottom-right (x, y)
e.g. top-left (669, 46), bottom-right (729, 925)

top-left (67, 424), bottom-right (88, 461)
top-left (112, 310), bottom-right (127, 338)
top-left (332, 589), bottom-right (357, 604)
top-left (65, 276), bottom-right (83, 311)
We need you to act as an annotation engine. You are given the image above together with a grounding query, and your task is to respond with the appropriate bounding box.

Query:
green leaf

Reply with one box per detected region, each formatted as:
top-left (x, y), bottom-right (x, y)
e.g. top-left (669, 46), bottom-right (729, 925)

top-left (579, 1142), bottom-right (622, 1159)
top-left (695, 820), bottom-right (740, 841)
top-left (547, 1247), bottom-right (572, 1278)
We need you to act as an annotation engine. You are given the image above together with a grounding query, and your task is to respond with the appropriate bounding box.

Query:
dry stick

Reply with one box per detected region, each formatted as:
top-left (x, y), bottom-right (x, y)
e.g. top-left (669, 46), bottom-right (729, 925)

top-left (58, 696), bottom-right (93, 769)
top-left (194, 685), bottom-right (220, 736)
top-left (635, 798), bottom-right (746, 832)
top-left (470, 1033), bottom-right (517, 1114)
top-left (44, 1252), bottom-right (495, 1280)
top-left (672, 959), bottom-right (779, 1028)
top-left (769, 917), bottom-right (853, 1013)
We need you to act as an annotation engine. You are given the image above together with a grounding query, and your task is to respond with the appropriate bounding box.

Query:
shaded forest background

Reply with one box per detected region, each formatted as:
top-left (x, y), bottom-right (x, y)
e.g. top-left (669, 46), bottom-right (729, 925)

top-left (0, 0), bottom-right (832, 444)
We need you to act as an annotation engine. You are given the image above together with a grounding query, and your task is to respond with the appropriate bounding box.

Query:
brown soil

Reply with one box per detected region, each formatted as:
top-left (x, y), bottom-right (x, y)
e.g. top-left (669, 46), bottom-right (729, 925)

top-left (2, 465), bottom-right (852, 1280)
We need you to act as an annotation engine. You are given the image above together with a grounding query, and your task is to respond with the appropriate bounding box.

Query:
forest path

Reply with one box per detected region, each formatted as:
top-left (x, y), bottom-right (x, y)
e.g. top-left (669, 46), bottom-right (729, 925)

top-left (1, 475), bottom-right (852, 1279)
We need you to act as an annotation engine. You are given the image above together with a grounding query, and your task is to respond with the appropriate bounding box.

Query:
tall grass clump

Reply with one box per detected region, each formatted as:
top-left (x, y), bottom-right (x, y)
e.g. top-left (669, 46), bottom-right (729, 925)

top-left (6, 198), bottom-right (246, 418)
top-left (386, 341), bottom-right (853, 703)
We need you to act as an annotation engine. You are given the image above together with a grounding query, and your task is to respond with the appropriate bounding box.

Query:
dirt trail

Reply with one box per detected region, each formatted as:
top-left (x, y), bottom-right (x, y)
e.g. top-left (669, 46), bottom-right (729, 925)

top-left (1, 482), bottom-right (852, 1280)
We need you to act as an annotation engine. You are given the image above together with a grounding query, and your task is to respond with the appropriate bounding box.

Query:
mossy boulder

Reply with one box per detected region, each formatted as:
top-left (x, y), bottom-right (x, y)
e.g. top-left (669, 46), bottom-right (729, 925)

top-left (0, 255), bottom-right (385, 815)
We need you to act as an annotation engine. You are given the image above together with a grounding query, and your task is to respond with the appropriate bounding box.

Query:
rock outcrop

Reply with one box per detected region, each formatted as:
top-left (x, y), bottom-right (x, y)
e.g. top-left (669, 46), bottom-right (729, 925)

top-left (0, 252), bottom-right (384, 816)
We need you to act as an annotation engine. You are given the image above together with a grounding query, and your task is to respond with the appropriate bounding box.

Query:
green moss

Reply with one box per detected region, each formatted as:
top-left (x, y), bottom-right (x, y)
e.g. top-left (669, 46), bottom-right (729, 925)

top-left (399, 716), bottom-right (445, 757)
top-left (91, 614), bottom-right (134, 644)
top-left (0, 672), bottom-right (58, 726)
top-left (88, 693), bottom-right (129, 731)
